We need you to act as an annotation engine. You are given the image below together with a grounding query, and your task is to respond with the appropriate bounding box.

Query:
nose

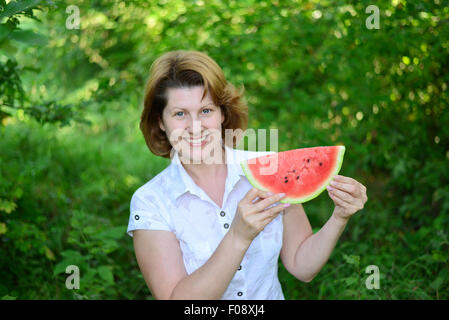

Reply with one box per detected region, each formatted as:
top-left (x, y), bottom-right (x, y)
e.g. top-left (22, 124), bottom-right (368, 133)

top-left (186, 118), bottom-right (204, 137)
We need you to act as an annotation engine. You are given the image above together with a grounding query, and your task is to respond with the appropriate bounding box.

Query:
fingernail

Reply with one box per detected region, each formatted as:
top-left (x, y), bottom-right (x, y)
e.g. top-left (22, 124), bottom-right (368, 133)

top-left (279, 193), bottom-right (286, 198)
top-left (327, 186), bottom-right (333, 191)
top-left (283, 203), bottom-right (291, 207)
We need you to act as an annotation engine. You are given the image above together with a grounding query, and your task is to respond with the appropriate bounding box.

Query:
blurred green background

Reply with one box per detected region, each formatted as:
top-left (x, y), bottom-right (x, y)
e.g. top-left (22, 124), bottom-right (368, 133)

top-left (0, 0), bottom-right (448, 300)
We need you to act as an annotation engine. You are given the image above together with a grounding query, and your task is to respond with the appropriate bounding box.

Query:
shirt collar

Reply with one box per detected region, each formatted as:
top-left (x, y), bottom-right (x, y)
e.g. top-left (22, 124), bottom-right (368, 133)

top-left (167, 142), bottom-right (245, 204)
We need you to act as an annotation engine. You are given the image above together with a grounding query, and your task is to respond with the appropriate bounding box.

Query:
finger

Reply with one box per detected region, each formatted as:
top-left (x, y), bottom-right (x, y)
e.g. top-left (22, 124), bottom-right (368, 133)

top-left (328, 191), bottom-right (351, 208)
top-left (244, 188), bottom-right (273, 204)
top-left (251, 196), bottom-right (261, 204)
top-left (251, 194), bottom-right (273, 204)
top-left (327, 187), bottom-right (354, 205)
top-left (332, 174), bottom-right (352, 182)
top-left (328, 189), bottom-right (364, 209)
top-left (331, 186), bottom-right (366, 209)
top-left (333, 175), bottom-right (362, 186)
top-left (333, 175), bottom-right (366, 193)
top-left (259, 202), bottom-right (289, 221)
top-left (253, 192), bottom-right (286, 212)
top-left (329, 180), bottom-right (359, 197)
top-left (244, 188), bottom-right (259, 203)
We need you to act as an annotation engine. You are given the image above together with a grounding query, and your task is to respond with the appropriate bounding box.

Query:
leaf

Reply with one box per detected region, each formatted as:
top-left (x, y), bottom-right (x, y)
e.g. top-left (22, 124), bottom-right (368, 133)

top-left (0, 222), bottom-right (7, 235)
top-left (431, 250), bottom-right (447, 263)
top-left (83, 267), bottom-right (97, 283)
top-left (0, 0), bottom-right (42, 21)
top-left (0, 23), bottom-right (12, 41)
top-left (13, 187), bottom-right (23, 198)
top-left (9, 29), bottom-right (47, 45)
top-left (343, 276), bottom-right (359, 286)
top-left (101, 239), bottom-right (120, 254)
top-left (0, 39), bottom-right (17, 57)
top-left (44, 246), bottom-right (55, 261)
top-left (53, 250), bottom-right (91, 276)
top-left (53, 261), bottom-right (70, 276)
top-left (97, 266), bottom-right (114, 285)
top-left (341, 289), bottom-right (358, 297)
top-left (95, 226), bottom-right (126, 240)
top-left (0, 199), bottom-right (17, 214)
top-left (61, 250), bottom-right (84, 260)
top-left (342, 254), bottom-right (360, 267)
top-left (430, 277), bottom-right (444, 291)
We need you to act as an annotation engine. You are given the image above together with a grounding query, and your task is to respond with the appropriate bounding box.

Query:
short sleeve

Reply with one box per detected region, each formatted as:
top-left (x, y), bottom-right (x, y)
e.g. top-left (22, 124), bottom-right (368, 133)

top-left (127, 190), bottom-right (171, 237)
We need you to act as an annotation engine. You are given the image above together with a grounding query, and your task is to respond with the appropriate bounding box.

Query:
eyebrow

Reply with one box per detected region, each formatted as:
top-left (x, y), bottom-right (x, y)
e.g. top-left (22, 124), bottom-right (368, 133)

top-left (169, 103), bottom-right (215, 110)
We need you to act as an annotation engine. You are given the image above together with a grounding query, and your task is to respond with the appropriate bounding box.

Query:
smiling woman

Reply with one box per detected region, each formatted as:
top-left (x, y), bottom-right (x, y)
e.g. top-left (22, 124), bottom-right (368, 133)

top-left (139, 50), bottom-right (248, 160)
top-left (158, 86), bottom-right (225, 165)
top-left (128, 50), bottom-right (295, 300)
top-left (127, 50), bottom-right (367, 301)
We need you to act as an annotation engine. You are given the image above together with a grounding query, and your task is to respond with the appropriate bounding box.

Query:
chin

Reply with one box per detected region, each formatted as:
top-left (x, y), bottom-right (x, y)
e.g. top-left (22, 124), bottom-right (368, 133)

top-left (178, 140), bottom-right (224, 165)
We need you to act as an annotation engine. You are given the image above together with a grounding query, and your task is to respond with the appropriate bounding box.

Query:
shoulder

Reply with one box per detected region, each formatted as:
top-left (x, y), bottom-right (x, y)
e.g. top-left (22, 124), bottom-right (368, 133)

top-left (128, 165), bottom-right (175, 237)
top-left (130, 164), bottom-right (173, 209)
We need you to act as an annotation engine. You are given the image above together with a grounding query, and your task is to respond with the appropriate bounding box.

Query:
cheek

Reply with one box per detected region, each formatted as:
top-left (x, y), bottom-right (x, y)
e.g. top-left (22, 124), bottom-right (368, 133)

top-left (202, 117), bottom-right (223, 142)
top-left (163, 119), bottom-right (187, 140)
top-left (203, 114), bottom-right (223, 129)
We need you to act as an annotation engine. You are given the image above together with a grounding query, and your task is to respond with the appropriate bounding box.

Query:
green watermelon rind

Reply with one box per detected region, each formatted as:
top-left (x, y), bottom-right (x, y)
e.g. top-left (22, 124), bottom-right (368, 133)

top-left (240, 146), bottom-right (346, 204)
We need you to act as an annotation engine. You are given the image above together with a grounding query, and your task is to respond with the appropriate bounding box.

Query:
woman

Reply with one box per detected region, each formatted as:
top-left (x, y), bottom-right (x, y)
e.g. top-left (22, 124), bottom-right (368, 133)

top-left (127, 50), bottom-right (368, 300)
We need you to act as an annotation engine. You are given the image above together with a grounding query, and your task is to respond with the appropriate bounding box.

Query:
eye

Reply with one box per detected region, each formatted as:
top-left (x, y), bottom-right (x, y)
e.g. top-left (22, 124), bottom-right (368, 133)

top-left (202, 108), bottom-right (212, 114)
top-left (174, 111), bottom-right (184, 117)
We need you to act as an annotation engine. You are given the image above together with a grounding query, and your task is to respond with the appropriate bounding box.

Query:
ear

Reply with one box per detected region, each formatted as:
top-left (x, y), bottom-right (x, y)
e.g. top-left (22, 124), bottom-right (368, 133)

top-left (159, 117), bottom-right (165, 132)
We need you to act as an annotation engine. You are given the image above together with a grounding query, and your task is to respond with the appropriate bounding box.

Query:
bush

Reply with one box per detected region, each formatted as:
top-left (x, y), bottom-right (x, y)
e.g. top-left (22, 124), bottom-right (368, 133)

top-left (0, 118), bottom-right (167, 299)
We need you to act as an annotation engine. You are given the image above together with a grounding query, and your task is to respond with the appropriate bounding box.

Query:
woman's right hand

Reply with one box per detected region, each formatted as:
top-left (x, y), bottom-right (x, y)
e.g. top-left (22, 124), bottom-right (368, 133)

top-left (229, 188), bottom-right (289, 245)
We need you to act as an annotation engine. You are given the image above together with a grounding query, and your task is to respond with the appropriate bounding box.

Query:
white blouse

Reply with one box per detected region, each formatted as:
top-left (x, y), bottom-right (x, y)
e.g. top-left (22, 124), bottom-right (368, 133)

top-left (127, 143), bottom-right (285, 300)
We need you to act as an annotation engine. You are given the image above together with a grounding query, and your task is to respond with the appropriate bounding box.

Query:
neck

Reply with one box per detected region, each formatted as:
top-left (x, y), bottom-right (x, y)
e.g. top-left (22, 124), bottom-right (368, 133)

top-left (180, 146), bottom-right (227, 183)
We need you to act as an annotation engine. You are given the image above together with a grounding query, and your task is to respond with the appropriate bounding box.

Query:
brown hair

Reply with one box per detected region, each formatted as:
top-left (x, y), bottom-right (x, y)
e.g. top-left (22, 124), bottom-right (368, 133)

top-left (140, 50), bottom-right (248, 158)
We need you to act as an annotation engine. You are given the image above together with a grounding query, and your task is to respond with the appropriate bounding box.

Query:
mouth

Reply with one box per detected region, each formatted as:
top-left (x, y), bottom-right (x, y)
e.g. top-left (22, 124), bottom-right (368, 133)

top-left (184, 135), bottom-right (209, 147)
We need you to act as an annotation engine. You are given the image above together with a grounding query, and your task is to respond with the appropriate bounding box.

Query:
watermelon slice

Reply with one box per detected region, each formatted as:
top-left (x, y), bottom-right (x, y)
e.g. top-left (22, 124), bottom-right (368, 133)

top-left (240, 146), bottom-right (346, 204)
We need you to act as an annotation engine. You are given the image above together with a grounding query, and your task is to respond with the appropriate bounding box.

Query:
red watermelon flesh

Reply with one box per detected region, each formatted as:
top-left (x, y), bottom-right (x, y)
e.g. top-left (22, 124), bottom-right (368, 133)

top-left (240, 146), bottom-right (346, 203)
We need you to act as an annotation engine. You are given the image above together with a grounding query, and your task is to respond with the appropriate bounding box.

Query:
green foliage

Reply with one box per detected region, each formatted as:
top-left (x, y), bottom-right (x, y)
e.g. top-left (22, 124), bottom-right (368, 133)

top-left (0, 118), bottom-right (167, 299)
top-left (1, 0), bottom-right (448, 299)
top-left (0, 0), bottom-right (92, 127)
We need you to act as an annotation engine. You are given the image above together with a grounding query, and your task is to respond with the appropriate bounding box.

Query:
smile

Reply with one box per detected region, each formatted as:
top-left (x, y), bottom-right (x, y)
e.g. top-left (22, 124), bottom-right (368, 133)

top-left (185, 136), bottom-right (208, 146)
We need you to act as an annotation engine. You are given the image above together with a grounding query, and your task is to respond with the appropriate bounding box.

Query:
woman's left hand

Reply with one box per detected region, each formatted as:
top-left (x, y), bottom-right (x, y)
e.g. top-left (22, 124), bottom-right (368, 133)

top-left (326, 175), bottom-right (368, 222)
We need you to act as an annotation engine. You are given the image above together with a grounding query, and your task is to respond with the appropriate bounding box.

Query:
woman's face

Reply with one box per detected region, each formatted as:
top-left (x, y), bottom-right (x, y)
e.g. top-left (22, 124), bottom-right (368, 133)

top-left (159, 85), bottom-right (225, 164)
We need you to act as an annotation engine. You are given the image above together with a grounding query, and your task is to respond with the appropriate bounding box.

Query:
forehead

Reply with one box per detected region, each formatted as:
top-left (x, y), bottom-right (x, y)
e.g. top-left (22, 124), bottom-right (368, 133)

top-left (165, 86), bottom-right (214, 110)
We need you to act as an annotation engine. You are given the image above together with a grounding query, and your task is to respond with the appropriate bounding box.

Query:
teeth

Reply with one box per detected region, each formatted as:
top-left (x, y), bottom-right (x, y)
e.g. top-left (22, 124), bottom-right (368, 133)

top-left (186, 136), bottom-right (207, 144)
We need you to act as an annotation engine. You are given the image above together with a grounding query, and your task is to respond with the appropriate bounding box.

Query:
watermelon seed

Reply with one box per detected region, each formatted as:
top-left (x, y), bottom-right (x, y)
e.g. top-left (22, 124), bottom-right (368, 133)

top-left (307, 159), bottom-right (310, 163)
top-left (319, 162), bottom-right (322, 166)
top-left (296, 176), bottom-right (300, 180)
